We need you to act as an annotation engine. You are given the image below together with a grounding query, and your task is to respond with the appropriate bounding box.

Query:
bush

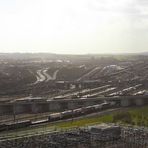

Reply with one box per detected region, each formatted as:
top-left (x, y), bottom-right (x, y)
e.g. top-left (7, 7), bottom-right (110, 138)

top-left (113, 112), bottom-right (132, 124)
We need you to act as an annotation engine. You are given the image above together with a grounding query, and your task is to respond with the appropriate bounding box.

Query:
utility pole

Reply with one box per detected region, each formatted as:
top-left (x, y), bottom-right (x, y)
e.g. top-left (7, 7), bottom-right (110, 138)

top-left (13, 102), bottom-right (16, 122)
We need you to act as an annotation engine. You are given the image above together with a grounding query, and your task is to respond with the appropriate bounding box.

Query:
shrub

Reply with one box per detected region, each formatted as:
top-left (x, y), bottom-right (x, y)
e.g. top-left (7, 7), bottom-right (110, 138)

top-left (113, 112), bottom-right (132, 124)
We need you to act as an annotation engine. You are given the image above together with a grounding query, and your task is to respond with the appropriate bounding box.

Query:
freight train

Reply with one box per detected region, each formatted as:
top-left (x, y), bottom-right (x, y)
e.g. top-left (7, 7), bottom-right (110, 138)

top-left (0, 102), bottom-right (114, 132)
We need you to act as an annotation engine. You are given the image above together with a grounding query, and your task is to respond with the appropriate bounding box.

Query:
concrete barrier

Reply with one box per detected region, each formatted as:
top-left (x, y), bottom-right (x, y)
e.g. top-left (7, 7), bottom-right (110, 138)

top-left (0, 95), bottom-right (147, 115)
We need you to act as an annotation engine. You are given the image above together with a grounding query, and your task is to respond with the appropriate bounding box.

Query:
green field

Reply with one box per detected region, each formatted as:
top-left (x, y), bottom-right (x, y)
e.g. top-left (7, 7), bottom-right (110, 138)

top-left (128, 106), bottom-right (148, 126)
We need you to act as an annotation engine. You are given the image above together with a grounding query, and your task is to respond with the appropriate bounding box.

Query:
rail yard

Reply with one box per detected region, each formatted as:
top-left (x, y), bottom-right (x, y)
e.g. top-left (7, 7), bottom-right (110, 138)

top-left (0, 53), bottom-right (148, 147)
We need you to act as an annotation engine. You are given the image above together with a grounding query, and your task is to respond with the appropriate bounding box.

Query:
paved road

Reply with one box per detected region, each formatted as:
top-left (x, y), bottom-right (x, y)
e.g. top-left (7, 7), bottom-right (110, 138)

top-left (34, 68), bottom-right (59, 84)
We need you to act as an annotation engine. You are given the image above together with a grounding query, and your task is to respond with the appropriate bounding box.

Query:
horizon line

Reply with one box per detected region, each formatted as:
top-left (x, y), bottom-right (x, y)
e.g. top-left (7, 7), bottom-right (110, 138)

top-left (0, 51), bottom-right (147, 55)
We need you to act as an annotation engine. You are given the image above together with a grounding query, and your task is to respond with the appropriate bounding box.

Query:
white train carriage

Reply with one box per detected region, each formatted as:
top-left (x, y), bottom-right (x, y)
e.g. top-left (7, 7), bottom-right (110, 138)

top-left (31, 118), bottom-right (48, 125)
top-left (48, 113), bottom-right (62, 121)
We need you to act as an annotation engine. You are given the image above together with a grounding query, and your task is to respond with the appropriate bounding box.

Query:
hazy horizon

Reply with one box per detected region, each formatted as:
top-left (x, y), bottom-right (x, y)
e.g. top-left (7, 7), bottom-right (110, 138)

top-left (0, 50), bottom-right (147, 55)
top-left (0, 0), bottom-right (148, 54)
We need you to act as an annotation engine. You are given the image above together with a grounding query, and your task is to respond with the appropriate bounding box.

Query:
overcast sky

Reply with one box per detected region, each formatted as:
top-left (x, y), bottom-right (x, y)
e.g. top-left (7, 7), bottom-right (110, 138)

top-left (0, 0), bottom-right (148, 54)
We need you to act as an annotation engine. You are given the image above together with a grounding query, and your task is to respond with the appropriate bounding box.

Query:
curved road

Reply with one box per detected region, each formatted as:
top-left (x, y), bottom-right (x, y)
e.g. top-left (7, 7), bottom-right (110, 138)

top-left (34, 68), bottom-right (59, 84)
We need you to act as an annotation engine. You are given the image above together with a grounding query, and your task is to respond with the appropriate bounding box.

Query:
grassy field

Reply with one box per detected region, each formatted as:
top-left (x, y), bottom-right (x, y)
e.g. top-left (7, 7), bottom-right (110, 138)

top-left (52, 114), bottom-right (113, 129)
top-left (128, 106), bottom-right (148, 126)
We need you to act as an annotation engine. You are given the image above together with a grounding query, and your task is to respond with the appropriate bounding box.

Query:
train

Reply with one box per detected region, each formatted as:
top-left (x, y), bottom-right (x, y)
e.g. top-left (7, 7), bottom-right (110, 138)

top-left (0, 120), bottom-right (31, 132)
top-left (0, 102), bottom-right (114, 132)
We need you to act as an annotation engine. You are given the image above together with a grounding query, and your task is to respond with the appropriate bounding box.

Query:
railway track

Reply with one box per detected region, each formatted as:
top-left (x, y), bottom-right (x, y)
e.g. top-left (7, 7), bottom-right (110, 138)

top-left (0, 107), bottom-right (128, 141)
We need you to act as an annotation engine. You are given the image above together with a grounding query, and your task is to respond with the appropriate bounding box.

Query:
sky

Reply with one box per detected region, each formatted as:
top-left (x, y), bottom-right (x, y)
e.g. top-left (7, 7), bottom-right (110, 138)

top-left (0, 0), bottom-right (148, 54)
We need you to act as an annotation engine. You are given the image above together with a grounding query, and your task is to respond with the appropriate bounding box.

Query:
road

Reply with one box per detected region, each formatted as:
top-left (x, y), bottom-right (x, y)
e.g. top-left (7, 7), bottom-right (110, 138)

top-left (34, 68), bottom-right (59, 84)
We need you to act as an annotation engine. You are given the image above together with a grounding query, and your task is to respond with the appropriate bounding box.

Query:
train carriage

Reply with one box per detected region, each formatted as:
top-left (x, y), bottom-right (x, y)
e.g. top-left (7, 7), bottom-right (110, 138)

top-left (61, 110), bottom-right (73, 119)
top-left (48, 113), bottom-right (62, 121)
